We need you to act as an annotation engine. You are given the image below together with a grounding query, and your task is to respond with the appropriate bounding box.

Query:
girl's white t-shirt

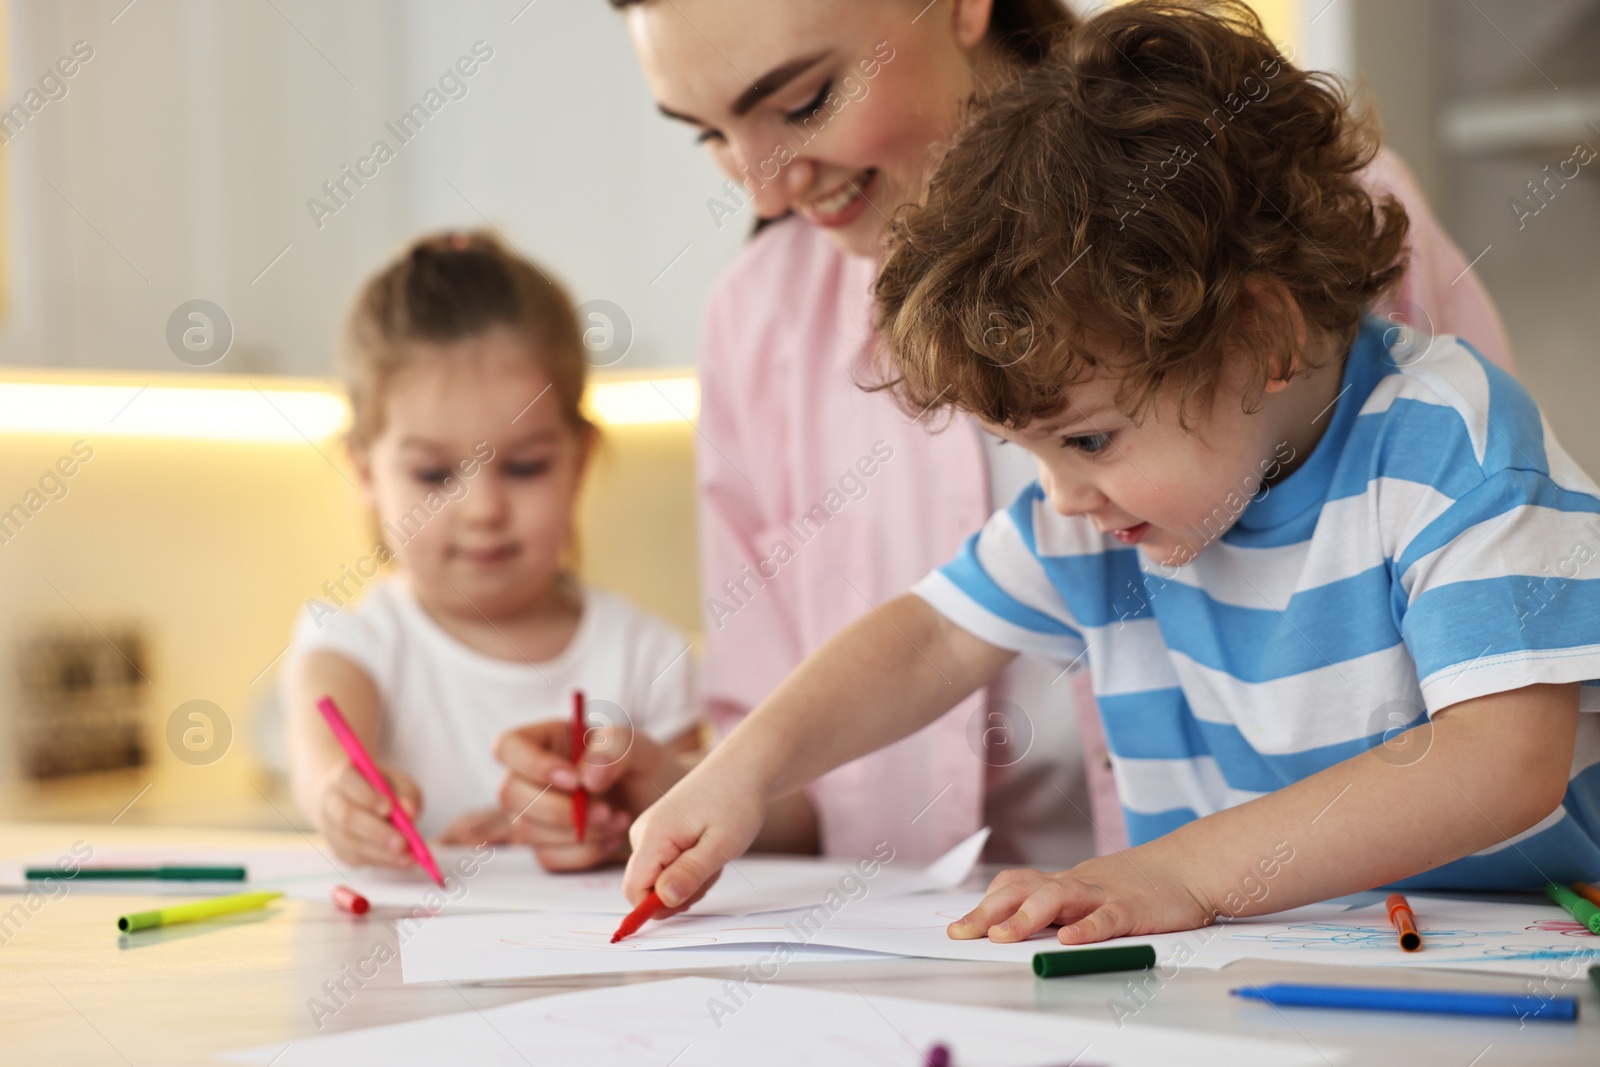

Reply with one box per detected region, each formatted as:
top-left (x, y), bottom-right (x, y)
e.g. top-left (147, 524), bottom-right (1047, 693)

top-left (288, 578), bottom-right (700, 837)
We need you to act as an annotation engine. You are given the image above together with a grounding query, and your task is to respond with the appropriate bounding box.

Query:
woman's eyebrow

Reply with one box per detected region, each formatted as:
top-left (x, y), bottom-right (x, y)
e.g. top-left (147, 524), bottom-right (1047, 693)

top-left (658, 50), bottom-right (833, 127)
top-left (732, 51), bottom-right (831, 117)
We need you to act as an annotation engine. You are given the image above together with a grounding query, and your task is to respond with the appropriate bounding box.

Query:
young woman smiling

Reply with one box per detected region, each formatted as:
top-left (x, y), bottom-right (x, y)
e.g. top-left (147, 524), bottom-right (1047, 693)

top-left (494, 0), bottom-right (1516, 869)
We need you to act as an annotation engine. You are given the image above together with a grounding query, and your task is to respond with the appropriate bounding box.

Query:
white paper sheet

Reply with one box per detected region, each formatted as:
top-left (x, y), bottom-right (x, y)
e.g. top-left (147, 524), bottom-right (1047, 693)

top-left (620, 891), bottom-right (1600, 976)
top-left (225, 975), bottom-right (1345, 1066)
top-left (1190, 894), bottom-right (1600, 977)
top-left (622, 891), bottom-right (1362, 966)
top-left (341, 828), bottom-right (987, 917)
top-left (401, 891), bottom-right (1600, 983)
top-left (2, 829), bottom-right (989, 918)
top-left (401, 926), bottom-right (897, 982)
top-left (397, 894), bottom-right (1366, 982)
top-left (400, 907), bottom-right (908, 982)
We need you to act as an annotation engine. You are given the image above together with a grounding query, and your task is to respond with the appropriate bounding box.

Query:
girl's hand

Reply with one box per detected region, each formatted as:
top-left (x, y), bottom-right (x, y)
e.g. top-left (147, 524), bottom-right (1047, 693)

top-left (318, 761), bottom-right (424, 870)
top-left (948, 852), bottom-right (1215, 946)
top-left (494, 722), bottom-right (682, 872)
top-left (437, 807), bottom-right (514, 847)
top-left (621, 770), bottom-right (766, 915)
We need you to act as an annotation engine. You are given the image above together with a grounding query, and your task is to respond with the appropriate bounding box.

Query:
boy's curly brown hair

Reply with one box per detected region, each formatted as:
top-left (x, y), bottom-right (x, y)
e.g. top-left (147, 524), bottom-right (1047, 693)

top-left (872, 0), bottom-right (1410, 429)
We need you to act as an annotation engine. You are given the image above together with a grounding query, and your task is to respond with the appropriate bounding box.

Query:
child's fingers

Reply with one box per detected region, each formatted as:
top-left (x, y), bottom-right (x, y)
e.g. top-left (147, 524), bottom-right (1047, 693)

top-left (989, 879), bottom-right (1103, 943)
top-left (495, 722), bottom-right (581, 790)
top-left (1059, 900), bottom-right (1134, 946)
top-left (985, 865), bottom-right (1047, 893)
top-left (324, 810), bottom-right (411, 868)
top-left (621, 840), bottom-right (670, 906)
top-left (516, 803), bottom-right (626, 844)
top-left (332, 764), bottom-right (391, 815)
top-left (530, 834), bottom-right (627, 873)
top-left (328, 827), bottom-right (411, 869)
top-left (947, 880), bottom-right (1038, 939)
top-left (652, 836), bottom-right (729, 910)
top-left (498, 772), bottom-right (579, 829)
top-left (657, 867), bottom-right (722, 917)
top-left (621, 814), bottom-right (699, 906)
top-left (575, 726), bottom-right (636, 793)
top-left (325, 790), bottom-right (409, 858)
top-left (386, 768), bottom-right (423, 820)
top-left (501, 772), bottom-right (630, 843)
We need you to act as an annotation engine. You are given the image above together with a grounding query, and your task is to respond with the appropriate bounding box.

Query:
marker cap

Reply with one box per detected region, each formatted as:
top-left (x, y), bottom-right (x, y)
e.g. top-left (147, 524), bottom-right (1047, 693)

top-left (1033, 943), bottom-right (1157, 978)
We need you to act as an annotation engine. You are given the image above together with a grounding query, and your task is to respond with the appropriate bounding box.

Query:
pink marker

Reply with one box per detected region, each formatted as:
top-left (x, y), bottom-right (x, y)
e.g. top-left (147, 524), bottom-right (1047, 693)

top-left (317, 695), bottom-right (445, 888)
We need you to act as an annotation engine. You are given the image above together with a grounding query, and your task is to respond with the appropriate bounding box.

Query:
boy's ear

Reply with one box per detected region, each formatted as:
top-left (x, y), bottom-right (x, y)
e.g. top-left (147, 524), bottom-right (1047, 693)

top-left (951, 0), bottom-right (996, 52)
top-left (1241, 275), bottom-right (1307, 395)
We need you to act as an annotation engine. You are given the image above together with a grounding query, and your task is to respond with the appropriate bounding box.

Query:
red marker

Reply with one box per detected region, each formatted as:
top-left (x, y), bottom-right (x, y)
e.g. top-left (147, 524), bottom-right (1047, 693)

top-left (1386, 892), bottom-right (1421, 952)
top-left (317, 695), bottom-right (446, 888)
top-left (611, 889), bottom-right (663, 943)
top-left (332, 885), bottom-right (370, 915)
top-left (571, 690), bottom-right (589, 845)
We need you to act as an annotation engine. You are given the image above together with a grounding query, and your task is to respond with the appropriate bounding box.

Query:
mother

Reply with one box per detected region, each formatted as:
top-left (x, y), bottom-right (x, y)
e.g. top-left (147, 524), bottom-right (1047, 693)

top-left (496, 0), bottom-right (1514, 867)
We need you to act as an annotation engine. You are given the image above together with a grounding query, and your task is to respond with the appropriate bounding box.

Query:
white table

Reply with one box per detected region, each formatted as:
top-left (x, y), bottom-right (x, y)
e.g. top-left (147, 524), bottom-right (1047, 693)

top-left (3, 822), bottom-right (1596, 1065)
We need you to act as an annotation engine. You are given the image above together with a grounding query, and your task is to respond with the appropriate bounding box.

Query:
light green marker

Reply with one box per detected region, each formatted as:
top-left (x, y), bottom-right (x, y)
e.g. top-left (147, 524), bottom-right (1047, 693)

top-left (1544, 883), bottom-right (1600, 936)
top-left (117, 890), bottom-right (284, 932)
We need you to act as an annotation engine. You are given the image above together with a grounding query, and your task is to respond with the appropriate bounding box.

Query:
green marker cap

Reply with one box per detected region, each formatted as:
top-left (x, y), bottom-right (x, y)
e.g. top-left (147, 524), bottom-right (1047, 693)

top-left (1033, 943), bottom-right (1157, 978)
top-left (1545, 883), bottom-right (1600, 936)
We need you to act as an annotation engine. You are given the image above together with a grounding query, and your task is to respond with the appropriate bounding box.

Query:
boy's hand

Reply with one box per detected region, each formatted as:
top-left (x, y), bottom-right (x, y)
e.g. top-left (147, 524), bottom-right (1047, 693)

top-left (622, 772), bottom-right (766, 914)
top-left (318, 761), bottom-right (424, 870)
top-left (495, 722), bottom-right (679, 872)
top-left (949, 852), bottom-right (1214, 946)
top-left (437, 807), bottom-right (514, 847)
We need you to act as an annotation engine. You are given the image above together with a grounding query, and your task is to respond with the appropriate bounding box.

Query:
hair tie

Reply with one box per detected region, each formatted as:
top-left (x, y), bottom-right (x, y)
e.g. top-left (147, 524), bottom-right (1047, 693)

top-left (447, 231), bottom-right (470, 250)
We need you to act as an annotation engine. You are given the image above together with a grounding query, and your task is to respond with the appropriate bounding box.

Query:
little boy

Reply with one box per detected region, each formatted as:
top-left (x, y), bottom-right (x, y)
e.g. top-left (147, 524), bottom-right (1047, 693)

top-left (623, 0), bottom-right (1600, 946)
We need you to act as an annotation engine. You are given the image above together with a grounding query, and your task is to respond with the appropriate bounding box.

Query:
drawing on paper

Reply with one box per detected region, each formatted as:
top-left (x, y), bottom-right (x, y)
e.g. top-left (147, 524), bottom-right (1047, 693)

top-left (1220, 916), bottom-right (1599, 959)
top-left (1222, 921), bottom-right (1484, 952)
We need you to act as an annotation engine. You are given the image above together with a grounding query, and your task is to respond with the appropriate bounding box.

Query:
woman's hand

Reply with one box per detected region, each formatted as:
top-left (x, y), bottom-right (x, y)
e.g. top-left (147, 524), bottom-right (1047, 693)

top-left (948, 849), bottom-right (1215, 946)
top-left (317, 761), bottom-right (424, 870)
top-left (494, 722), bottom-right (690, 871)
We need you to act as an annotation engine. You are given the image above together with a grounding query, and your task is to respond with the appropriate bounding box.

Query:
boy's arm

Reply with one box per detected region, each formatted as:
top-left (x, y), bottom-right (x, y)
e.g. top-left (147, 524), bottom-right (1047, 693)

top-left (714, 593), bottom-right (1018, 798)
top-left (959, 681), bottom-right (1579, 945)
top-left (623, 594), bottom-right (1017, 908)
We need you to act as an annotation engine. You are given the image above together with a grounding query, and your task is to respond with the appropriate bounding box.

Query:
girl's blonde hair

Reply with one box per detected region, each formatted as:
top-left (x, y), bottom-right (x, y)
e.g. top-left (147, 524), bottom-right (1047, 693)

top-left (343, 229), bottom-right (593, 446)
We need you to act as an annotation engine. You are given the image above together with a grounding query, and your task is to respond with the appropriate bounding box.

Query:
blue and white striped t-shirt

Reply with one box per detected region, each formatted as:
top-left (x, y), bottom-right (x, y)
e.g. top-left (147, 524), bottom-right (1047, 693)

top-left (913, 317), bottom-right (1600, 889)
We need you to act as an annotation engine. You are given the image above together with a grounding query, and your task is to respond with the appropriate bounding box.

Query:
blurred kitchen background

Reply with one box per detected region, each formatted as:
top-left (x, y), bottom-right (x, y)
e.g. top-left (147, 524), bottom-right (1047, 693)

top-left (0, 0), bottom-right (1595, 828)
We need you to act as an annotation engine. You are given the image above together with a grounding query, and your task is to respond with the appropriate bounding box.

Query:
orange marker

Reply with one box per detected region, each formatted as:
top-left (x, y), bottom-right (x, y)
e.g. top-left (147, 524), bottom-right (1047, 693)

top-left (571, 690), bottom-right (588, 845)
top-left (332, 885), bottom-right (370, 915)
top-left (611, 889), bottom-right (663, 943)
top-left (1386, 892), bottom-right (1421, 951)
top-left (1573, 883), bottom-right (1600, 909)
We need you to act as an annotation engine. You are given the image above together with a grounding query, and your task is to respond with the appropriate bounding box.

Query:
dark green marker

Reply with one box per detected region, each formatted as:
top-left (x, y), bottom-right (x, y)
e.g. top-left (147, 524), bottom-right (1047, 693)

top-left (1033, 943), bottom-right (1157, 978)
top-left (28, 865), bottom-right (247, 881)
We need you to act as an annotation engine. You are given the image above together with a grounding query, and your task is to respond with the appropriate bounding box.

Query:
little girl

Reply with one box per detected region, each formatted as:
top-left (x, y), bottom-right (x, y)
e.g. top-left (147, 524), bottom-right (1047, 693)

top-left (285, 230), bottom-right (702, 871)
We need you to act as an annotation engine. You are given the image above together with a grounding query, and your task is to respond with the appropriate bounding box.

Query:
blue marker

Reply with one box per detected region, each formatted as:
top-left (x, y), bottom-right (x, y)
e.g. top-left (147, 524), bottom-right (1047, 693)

top-left (1232, 983), bottom-right (1577, 1022)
